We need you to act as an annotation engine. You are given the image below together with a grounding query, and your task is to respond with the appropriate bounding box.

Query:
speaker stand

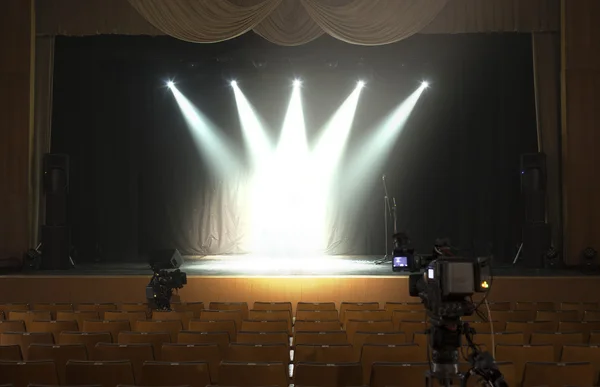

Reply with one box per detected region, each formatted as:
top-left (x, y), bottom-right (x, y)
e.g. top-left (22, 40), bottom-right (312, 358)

top-left (512, 242), bottom-right (523, 265)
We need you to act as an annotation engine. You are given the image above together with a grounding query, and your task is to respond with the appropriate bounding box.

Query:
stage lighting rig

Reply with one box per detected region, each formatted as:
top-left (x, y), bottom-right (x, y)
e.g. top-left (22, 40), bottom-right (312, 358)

top-left (421, 81), bottom-right (430, 88)
top-left (293, 79), bottom-right (302, 87)
top-left (230, 80), bottom-right (237, 87)
top-left (166, 81), bottom-right (175, 89)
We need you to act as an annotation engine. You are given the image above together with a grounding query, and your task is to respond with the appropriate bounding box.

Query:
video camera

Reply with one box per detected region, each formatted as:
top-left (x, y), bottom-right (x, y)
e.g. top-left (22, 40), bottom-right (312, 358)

top-left (146, 268), bottom-right (187, 310)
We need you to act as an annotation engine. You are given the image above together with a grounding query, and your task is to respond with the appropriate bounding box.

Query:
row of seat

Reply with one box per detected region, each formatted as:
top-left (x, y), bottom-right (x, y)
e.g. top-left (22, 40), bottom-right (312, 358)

top-left (0, 358), bottom-right (597, 387)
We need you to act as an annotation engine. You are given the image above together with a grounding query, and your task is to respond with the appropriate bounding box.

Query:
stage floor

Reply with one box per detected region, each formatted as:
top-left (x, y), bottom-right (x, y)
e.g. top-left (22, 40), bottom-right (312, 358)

top-left (5, 255), bottom-right (591, 277)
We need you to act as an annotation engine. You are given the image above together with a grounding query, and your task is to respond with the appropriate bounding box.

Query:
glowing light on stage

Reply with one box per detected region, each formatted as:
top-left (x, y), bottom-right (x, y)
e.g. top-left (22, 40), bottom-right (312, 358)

top-left (421, 80), bottom-right (429, 88)
top-left (357, 80), bottom-right (366, 89)
top-left (166, 80), bottom-right (175, 89)
top-left (230, 80), bottom-right (237, 87)
top-left (293, 79), bottom-right (302, 88)
top-left (169, 84), bottom-right (238, 175)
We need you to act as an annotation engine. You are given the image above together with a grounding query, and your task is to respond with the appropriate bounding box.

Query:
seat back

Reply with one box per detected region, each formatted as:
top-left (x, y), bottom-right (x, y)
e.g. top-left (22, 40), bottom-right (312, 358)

top-left (352, 332), bottom-right (407, 358)
top-left (346, 320), bottom-right (394, 343)
top-left (56, 310), bottom-right (99, 329)
top-left (0, 332), bottom-right (54, 359)
top-left (200, 310), bottom-right (243, 332)
top-left (384, 302), bottom-right (423, 312)
top-left (8, 311), bottom-right (52, 330)
top-left (93, 343), bottom-right (154, 383)
top-left (0, 320), bottom-right (26, 333)
top-left (104, 311), bottom-right (147, 331)
top-left (488, 310), bottom-right (535, 322)
top-left (522, 361), bottom-right (595, 387)
top-left (391, 310), bottom-right (427, 326)
top-left (117, 331), bottom-right (170, 359)
top-left (583, 310), bottom-right (600, 321)
top-left (28, 320), bottom-right (79, 341)
top-left (294, 320), bottom-right (341, 332)
top-left (247, 310), bottom-right (291, 334)
top-left (209, 302), bottom-right (249, 319)
top-left (135, 320), bottom-right (182, 342)
top-left (177, 331), bottom-right (230, 353)
top-left (176, 302), bottom-right (205, 318)
top-left (536, 310), bottom-right (579, 322)
top-left (297, 302), bottom-right (336, 311)
top-left (0, 303), bottom-right (29, 314)
top-left (152, 310), bottom-right (194, 328)
top-left (559, 321), bottom-right (600, 342)
top-left (82, 320), bottom-right (131, 342)
top-left (225, 343), bottom-right (289, 364)
top-left (294, 331), bottom-right (347, 346)
top-left (505, 321), bottom-right (557, 342)
top-left (66, 359), bottom-right (134, 387)
top-left (561, 344), bottom-right (600, 385)
top-left (294, 344), bottom-right (354, 364)
top-left (495, 344), bottom-right (554, 386)
top-left (141, 361), bottom-right (211, 387)
top-left (468, 321), bottom-right (507, 334)
top-left (343, 310), bottom-right (390, 328)
top-left (473, 332), bottom-right (525, 354)
top-left (530, 332), bottom-right (583, 360)
top-left (515, 302), bottom-right (555, 311)
top-left (237, 331), bottom-right (289, 347)
top-left (370, 361), bottom-right (430, 387)
top-left (75, 303), bottom-right (118, 319)
top-left (360, 343), bottom-right (426, 384)
top-left (189, 319), bottom-right (236, 341)
top-left (296, 309), bottom-right (338, 321)
top-left (294, 362), bottom-right (362, 387)
top-left (0, 345), bottom-right (22, 361)
top-left (339, 302), bottom-right (379, 322)
top-left (161, 343), bottom-right (221, 383)
top-left (253, 302), bottom-right (292, 314)
top-left (118, 303), bottom-right (149, 314)
top-left (0, 360), bottom-right (58, 387)
top-left (58, 331), bottom-right (112, 355)
top-left (218, 361), bottom-right (289, 387)
top-left (397, 321), bottom-right (428, 341)
top-left (31, 303), bottom-right (73, 319)
top-left (27, 344), bottom-right (87, 384)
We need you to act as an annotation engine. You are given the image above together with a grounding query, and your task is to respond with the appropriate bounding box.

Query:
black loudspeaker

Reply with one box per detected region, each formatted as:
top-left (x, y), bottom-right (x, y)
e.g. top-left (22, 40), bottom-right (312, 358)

top-left (148, 249), bottom-right (184, 270)
top-left (41, 225), bottom-right (71, 270)
top-left (520, 153), bottom-right (547, 222)
top-left (522, 222), bottom-right (551, 269)
top-left (43, 154), bottom-right (69, 195)
top-left (45, 193), bottom-right (67, 226)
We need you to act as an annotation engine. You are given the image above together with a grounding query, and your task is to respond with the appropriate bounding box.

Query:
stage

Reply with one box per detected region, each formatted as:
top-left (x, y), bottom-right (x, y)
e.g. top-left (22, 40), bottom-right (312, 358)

top-left (0, 256), bottom-right (599, 308)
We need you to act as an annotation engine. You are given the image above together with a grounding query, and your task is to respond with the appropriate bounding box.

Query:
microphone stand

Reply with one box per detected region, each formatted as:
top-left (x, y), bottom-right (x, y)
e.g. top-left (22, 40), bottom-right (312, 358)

top-left (375, 175), bottom-right (395, 264)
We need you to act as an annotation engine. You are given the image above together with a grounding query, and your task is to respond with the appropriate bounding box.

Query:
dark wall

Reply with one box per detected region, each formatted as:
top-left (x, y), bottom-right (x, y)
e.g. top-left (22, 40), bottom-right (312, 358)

top-left (51, 33), bottom-right (537, 262)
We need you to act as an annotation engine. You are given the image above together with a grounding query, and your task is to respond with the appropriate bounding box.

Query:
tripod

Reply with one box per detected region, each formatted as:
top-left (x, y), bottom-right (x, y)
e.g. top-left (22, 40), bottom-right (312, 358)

top-left (375, 174), bottom-right (396, 265)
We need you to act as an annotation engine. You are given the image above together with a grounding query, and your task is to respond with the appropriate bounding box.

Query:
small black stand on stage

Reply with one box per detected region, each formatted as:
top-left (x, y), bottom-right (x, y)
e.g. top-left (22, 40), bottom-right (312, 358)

top-left (375, 174), bottom-right (396, 265)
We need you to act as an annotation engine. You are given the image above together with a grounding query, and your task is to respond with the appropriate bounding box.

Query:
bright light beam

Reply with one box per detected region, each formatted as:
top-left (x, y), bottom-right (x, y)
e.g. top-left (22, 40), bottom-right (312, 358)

top-left (231, 83), bottom-right (273, 166)
top-left (170, 84), bottom-right (238, 175)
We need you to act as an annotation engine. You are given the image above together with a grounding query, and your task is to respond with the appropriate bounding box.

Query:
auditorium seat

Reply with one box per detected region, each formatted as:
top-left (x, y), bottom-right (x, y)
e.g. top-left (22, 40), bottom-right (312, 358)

top-left (141, 361), bottom-right (211, 387)
top-left (561, 344), bottom-right (600, 384)
top-left (27, 343), bottom-right (87, 384)
top-left (177, 302), bottom-right (205, 318)
top-left (346, 320), bottom-right (394, 343)
top-left (56, 310), bottom-right (100, 329)
top-left (210, 302), bottom-right (249, 319)
top-left (560, 302), bottom-right (599, 319)
top-left (254, 302), bottom-right (292, 314)
top-left (118, 302), bottom-right (149, 314)
top-left (505, 321), bottom-right (557, 342)
top-left (83, 320), bottom-right (131, 342)
top-left (384, 301), bottom-right (423, 312)
top-left (294, 344), bottom-right (354, 364)
top-left (218, 361), bottom-right (288, 387)
top-left (350, 332), bottom-right (406, 357)
top-left (8, 310), bottom-right (52, 330)
top-left (0, 345), bottom-right (22, 361)
top-left (340, 302), bottom-right (379, 322)
top-left (177, 331), bottom-right (230, 353)
top-left (369, 361), bottom-right (430, 387)
top-left (93, 343), bottom-right (154, 383)
top-left (161, 343), bottom-right (221, 383)
top-left (75, 303), bottom-right (118, 319)
top-left (0, 360), bottom-right (59, 387)
top-left (489, 302), bottom-right (513, 311)
top-left (151, 310), bottom-right (193, 329)
top-left (530, 332), bottom-right (583, 360)
top-left (294, 362), bottom-right (362, 387)
top-left (294, 320), bottom-right (341, 332)
top-left (391, 310), bottom-right (427, 326)
top-left (522, 362), bottom-right (595, 387)
top-left (225, 343), bottom-right (289, 364)
top-left (360, 343), bottom-right (426, 384)
top-left (247, 310), bottom-right (292, 334)
top-left (0, 332), bottom-right (54, 359)
top-left (104, 311), bottom-right (147, 330)
top-left (413, 331), bottom-right (428, 347)
top-left (343, 310), bottom-right (390, 328)
top-left (59, 331), bottom-right (112, 355)
top-left (397, 321), bottom-right (427, 341)
top-left (495, 344), bottom-right (554, 386)
top-left (515, 302), bottom-right (555, 311)
top-left (294, 330), bottom-right (347, 346)
top-left (135, 320), bottom-right (182, 342)
top-left (536, 310), bottom-right (579, 322)
top-left (66, 360), bottom-right (135, 387)
top-left (189, 319), bottom-right (236, 341)
top-left (559, 321), bottom-right (600, 342)
top-left (0, 320), bottom-right (26, 333)
top-left (469, 321), bottom-right (507, 334)
top-left (583, 310), bottom-right (600, 321)
top-left (200, 310), bottom-right (243, 332)
top-left (472, 332), bottom-right (525, 353)
top-left (296, 309), bottom-right (338, 321)
top-left (488, 310), bottom-right (535, 322)
top-left (28, 320), bottom-right (79, 341)
top-left (0, 303), bottom-right (29, 316)
top-left (118, 331), bottom-right (170, 359)
top-left (591, 331), bottom-right (600, 344)
top-left (31, 303), bottom-right (73, 319)
top-left (297, 302), bottom-right (337, 311)
top-left (238, 331), bottom-right (289, 347)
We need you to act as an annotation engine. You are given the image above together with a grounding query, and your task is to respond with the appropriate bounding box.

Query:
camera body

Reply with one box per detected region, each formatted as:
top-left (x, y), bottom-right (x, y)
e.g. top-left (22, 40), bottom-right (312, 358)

top-left (146, 268), bottom-right (188, 310)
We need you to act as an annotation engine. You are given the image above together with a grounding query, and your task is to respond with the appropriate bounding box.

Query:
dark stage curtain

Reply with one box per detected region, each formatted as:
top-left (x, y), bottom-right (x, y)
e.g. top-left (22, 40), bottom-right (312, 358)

top-left (51, 33), bottom-right (537, 262)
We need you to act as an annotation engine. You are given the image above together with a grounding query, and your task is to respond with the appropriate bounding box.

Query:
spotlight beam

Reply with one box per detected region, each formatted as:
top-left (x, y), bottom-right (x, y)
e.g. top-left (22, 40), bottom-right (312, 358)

top-left (169, 84), bottom-right (239, 175)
